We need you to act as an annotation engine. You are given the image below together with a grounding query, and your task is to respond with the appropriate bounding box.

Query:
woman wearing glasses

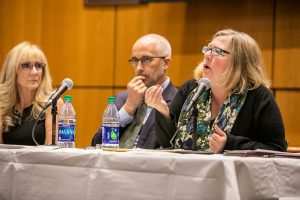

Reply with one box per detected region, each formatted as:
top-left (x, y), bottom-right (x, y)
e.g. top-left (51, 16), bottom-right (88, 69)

top-left (0, 42), bottom-right (62, 145)
top-left (146, 28), bottom-right (287, 153)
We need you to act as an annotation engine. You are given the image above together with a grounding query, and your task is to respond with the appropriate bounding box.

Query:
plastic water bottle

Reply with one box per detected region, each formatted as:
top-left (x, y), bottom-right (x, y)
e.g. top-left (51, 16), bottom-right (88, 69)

top-left (102, 97), bottom-right (120, 148)
top-left (58, 95), bottom-right (76, 148)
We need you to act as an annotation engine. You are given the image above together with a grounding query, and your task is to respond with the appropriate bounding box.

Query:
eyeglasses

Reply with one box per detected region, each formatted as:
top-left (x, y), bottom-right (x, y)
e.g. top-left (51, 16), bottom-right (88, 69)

top-left (202, 46), bottom-right (230, 56)
top-left (20, 62), bottom-right (46, 71)
top-left (128, 56), bottom-right (165, 67)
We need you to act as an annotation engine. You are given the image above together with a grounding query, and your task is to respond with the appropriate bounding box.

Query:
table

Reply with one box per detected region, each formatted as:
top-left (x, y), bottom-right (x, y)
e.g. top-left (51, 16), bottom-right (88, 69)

top-left (0, 145), bottom-right (299, 200)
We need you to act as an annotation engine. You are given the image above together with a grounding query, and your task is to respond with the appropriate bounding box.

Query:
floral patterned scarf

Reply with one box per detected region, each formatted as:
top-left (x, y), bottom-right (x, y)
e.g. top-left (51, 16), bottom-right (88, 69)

top-left (174, 84), bottom-right (248, 151)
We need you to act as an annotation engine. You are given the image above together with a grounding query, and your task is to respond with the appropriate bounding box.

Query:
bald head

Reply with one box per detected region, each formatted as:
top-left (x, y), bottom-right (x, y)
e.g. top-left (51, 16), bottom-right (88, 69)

top-left (133, 34), bottom-right (172, 58)
top-left (130, 34), bottom-right (172, 86)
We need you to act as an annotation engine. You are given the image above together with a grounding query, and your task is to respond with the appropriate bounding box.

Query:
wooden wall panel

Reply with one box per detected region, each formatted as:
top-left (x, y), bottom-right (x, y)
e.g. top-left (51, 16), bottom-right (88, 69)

top-left (274, 0), bottom-right (300, 88)
top-left (174, 0), bottom-right (273, 85)
top-left (65, 89), bottom-right (113, 148)
top-left (41, 0), bottom-right (115, 86)
top-left (147, 2), bottom-right (192, 87)
top-left (276, 91), bottom-right (300, 147)
top-left (114, 5), bottom-right (149, 86)
top-left (273, 0), bottom-right (300, 148)
top-left (0, 0), bottom-right (116, 148)
top-left (114, 1), bottom-right (274, 88)
top-left (0, 0), bottom-right (43, 65)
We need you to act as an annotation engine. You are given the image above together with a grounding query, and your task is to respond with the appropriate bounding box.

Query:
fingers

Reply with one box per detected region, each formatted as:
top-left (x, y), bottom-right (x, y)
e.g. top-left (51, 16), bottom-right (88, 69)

top-left (127, 76), bottom-right (147, 101)
top-left (208, 136), bottom-right (220, 153)
top-left (146, 85), bottom-right (163, 99)
top-left (128, 77), bottom-right (147, 93)
top-left (209, 125), bottom-right (225, 141)
top-left (145, 85), bottom-right (163, 108)
top-left (124, 76), bottom-right (148, 115)
top-left (128, 76), bottom-right (146, 89)
top-left (128, 76), bottom-right (145, 85)
top-left (208, 136), bottom-right (219, 153)
top-left (145, 85), bottom-right (170, 118)
top-left (214, 125), bottom-right (226, 136)
top-left (135, 83), bottom-right (147, 94)
top-left (208, 125), bottom-right (227, 153)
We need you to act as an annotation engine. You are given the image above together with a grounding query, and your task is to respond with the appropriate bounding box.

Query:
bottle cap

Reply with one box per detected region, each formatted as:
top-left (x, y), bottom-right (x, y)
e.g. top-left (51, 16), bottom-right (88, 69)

top-left (64, 95), bottom-right (72, 102)
top-left (108, 96), bottom-right (116, 103)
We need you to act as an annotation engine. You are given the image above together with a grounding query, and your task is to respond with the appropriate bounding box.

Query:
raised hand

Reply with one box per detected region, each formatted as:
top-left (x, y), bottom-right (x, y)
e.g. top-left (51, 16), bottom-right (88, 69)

top-left (145, 84), bottom-right (171, 120)
top-left (208, 125), bottom-right (227, 153)
top-left (124, 76), bottom-right (148, 116)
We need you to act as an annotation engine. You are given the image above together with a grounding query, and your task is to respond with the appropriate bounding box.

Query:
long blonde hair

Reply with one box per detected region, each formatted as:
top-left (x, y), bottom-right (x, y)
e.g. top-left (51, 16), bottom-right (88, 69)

top-left (0, 42), bottom-right (53, 131)
top-left (194, 28), bottom-right (270, 93)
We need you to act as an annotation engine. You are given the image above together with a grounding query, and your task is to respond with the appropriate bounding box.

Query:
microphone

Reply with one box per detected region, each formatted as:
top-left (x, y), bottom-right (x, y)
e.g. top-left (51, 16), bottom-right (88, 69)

top-left (186, 78), bottom-right (210, 111)
top-left (44, 78), bottom-right (73, 109)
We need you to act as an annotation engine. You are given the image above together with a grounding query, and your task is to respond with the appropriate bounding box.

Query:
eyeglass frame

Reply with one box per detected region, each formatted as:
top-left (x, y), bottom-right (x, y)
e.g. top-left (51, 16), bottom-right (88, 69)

top-left (128, 56), bottom-right (166, 67)
top-left (201, 46), bottom-right (230, 56)
top-left (19, 62), bottom-right (46, 71)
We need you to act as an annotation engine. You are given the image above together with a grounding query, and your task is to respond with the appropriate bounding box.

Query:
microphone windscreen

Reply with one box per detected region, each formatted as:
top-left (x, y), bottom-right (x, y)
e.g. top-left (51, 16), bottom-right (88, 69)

top-left (62, 78), bottom-right (73, 90)
top-left (198, 78), bottom-right (211, 89)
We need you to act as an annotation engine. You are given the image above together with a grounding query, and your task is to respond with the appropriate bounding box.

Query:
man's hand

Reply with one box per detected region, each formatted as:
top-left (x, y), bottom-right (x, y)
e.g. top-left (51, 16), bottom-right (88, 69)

top-left (124, 76), bottom-right (148, 116)
top-left (145, 85), bottom-right (170, 120)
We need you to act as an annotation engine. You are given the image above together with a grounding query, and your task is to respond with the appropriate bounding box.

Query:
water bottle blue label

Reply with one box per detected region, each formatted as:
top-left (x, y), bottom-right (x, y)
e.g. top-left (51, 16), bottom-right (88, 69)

top-left (58, 124), bottom-right (75, 142)
top-left (102, 126), bottom-right (119, 144)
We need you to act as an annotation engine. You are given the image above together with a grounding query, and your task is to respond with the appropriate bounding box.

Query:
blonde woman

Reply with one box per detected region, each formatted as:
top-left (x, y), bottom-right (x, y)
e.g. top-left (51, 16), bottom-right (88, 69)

top-left (0, 42), bottom-right (62, 145)
top-left (146, 28), bottom-right (286, 153)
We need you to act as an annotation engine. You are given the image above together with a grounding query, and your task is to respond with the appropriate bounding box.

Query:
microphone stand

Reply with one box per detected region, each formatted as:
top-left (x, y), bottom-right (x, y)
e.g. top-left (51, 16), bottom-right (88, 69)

top-left (51, 100), bottom-right (57, 145)
top-left (191, 101), bottom-right (198, 151)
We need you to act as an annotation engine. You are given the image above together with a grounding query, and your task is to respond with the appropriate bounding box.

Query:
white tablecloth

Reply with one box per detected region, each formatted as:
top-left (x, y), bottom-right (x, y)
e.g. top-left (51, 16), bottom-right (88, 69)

top-left (0, 145), bottom-right (299, 200)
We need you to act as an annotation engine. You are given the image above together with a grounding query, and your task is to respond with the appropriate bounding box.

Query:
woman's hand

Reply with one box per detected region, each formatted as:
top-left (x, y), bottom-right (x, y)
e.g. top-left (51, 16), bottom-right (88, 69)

top-left (209, 125), bottom-right (227, 153)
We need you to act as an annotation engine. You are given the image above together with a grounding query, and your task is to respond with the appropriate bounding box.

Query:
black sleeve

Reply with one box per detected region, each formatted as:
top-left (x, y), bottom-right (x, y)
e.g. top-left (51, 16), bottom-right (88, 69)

top-left (156, 79), bottom-right (198, 148)
top-left (225, 86), bottom-right (287, 151)
top-left (91, 128), bottom-right (102, 146)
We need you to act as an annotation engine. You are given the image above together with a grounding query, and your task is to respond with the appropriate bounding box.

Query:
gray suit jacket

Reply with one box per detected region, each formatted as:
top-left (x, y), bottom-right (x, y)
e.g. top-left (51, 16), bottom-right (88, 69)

top-left (91, 81), bottom-right (177, 149)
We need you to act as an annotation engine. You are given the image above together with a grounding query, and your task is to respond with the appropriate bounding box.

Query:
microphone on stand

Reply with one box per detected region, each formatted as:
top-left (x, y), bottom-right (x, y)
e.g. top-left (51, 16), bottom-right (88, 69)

top-left (44, 78), bottom-right (73, 109)
top-left (169, 78), bottom-right (211, 150)
top-left (185, 78), bottom-right (210, 111)
top-left (190, 78), bottom-right (210, 151)
top-left (32, 78), bottom-right (73, 146)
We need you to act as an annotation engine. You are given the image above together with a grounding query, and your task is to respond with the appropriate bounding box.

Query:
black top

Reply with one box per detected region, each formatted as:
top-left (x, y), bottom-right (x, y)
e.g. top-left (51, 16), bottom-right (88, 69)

top-left (156, 79), bottom-right (287, 151)
top-left (3, 105), bottom-right (46, 145)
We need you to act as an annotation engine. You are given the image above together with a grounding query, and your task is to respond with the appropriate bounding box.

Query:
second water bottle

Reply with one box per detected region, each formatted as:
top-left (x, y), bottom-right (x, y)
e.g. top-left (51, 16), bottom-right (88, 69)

top-left (102, 97), bottom-right (120, 148)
